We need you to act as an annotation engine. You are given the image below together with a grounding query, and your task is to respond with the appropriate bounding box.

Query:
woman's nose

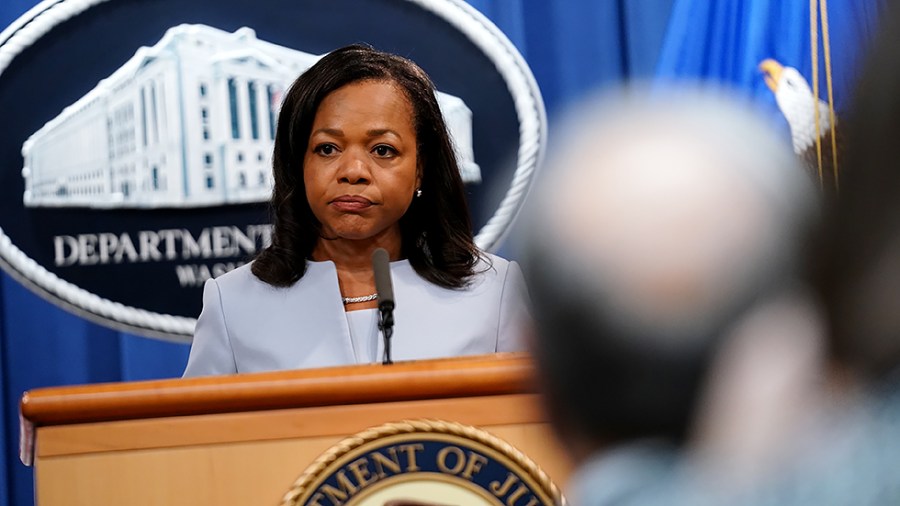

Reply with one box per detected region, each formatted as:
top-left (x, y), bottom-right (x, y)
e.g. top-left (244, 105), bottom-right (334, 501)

top-left (337, 150), bottom-right (371, 184)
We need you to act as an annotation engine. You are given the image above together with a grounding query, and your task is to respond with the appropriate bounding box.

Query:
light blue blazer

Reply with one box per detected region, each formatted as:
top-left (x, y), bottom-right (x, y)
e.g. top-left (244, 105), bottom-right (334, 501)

top-left (183, 253), bottom-right (528, 376)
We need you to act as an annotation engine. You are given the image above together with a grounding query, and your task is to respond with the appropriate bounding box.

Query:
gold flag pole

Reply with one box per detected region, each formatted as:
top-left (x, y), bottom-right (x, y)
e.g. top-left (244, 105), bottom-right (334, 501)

top-left (810, 0), bottom-right (824, 190)
top-left (820, 0), bottom-right (840, 193)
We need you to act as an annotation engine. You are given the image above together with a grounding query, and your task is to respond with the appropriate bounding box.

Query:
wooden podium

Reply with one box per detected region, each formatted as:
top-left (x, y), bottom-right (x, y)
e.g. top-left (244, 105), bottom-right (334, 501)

top-left (20, 353), bottom-right (571, 505)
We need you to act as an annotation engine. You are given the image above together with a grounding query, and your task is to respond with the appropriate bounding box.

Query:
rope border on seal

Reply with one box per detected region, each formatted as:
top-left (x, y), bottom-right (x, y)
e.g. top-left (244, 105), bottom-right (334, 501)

top-left (281, 418), bottom-right (566, 506)
top-left (0, 0), bottom-right (547, 340)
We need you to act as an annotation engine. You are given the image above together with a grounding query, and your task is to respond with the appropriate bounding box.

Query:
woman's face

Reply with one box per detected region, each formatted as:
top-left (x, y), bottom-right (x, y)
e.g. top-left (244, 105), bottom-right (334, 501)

top-left (304, 79), bottom-right (421, 247)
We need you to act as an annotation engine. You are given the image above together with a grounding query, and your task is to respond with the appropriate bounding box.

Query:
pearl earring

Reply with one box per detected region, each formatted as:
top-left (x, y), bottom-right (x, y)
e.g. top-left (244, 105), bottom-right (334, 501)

top-left (415, 188), bottom-right (423, 197)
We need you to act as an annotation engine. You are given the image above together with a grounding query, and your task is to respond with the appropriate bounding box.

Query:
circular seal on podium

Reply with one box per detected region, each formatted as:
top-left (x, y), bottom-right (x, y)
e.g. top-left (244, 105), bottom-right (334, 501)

top-left (282, 419), bottom-right (565, 506)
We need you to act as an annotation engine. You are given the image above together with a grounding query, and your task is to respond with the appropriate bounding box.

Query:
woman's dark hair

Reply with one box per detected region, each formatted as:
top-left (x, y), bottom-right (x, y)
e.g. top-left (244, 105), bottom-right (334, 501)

top-left (252, 44), bottom-right (482, 288)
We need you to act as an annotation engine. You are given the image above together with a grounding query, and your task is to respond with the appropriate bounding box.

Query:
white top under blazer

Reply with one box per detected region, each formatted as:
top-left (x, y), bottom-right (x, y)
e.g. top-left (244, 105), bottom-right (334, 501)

top-left (182, 253), bottom-right (528, 376)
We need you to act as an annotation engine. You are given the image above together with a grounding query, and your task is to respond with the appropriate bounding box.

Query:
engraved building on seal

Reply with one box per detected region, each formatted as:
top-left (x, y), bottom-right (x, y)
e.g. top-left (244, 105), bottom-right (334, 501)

top-left (21, 24), bottom-right (481, 209)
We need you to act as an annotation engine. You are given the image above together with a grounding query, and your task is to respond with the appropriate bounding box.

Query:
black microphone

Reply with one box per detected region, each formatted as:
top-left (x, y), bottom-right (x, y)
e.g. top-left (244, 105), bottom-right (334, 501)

top-left (371, 248), bottom-right (395, 364)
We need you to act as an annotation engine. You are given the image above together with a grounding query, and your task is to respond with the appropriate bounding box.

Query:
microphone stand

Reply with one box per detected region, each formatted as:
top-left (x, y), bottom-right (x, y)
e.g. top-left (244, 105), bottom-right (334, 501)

top-left (372, 247), bottom-right (396, 365)
top-left (377, 303), bottom-right (394, 365)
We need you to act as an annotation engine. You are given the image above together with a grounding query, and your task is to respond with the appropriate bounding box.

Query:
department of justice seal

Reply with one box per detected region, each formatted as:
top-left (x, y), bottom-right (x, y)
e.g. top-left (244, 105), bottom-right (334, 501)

top-left (282, 420), bottom-right (565, 506)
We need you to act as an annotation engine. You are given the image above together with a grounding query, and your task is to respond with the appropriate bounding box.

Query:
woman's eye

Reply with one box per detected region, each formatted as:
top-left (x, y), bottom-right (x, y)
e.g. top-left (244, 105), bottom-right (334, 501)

top-left (373, 145), bottom-right (396, 157)
top-left (313, 143), bottom-right (337, 156)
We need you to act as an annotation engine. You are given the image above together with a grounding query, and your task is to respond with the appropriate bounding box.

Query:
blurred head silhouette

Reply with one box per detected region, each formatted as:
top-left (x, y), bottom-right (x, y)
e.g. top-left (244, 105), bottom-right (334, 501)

top-left (522, 87), bottom-right (819, 465)
top-left (817, 7), bottom-right (900, 383)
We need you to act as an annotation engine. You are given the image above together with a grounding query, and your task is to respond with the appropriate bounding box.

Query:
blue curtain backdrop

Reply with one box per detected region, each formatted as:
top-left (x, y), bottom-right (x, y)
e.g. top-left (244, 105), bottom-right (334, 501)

top-left (0, 1), bottom-right (673, 504)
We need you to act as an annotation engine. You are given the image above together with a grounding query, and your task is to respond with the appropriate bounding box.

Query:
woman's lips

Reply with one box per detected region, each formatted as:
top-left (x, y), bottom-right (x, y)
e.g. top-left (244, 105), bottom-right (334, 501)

top-left (330, 195), bottom-right (374, 212)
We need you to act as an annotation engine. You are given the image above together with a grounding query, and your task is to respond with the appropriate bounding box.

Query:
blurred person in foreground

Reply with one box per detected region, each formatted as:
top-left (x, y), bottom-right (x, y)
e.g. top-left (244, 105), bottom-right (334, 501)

top-left (727, 6), bottom-right (900, 504)
top-left (823, 0), bottom-right (900, 430)
top-left (183, 45), bottom-right (527, 377)
top-left (819, 0), bottom-right (900, 419)
top-left (520, 87), bottom-right (820, 505)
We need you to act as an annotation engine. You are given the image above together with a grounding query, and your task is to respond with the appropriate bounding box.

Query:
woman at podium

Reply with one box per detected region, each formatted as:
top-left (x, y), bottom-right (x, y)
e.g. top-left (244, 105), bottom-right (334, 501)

top-left (183, 45), bottom-right (528, 376)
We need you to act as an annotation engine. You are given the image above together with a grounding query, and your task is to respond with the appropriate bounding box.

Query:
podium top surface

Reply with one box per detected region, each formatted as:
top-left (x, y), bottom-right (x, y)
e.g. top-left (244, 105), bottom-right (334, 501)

top-left (20, 353), bottom-right (535, 427)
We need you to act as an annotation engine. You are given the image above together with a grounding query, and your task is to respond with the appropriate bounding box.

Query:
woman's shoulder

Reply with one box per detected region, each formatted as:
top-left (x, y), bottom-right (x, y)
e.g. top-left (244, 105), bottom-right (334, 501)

top-left (467, 252), bottom-right (522, 289)
top-left (211, 261), bottom-right (270, 291)
top-left (214, 260), bottom-right (340, 292)
top-left (475, 252), bottom-right (515, 274)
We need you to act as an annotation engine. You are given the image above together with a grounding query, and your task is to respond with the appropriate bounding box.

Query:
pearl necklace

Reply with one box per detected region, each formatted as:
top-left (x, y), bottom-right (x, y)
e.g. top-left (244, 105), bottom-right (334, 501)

top-left (342, 293), bottom-right (378, 305)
